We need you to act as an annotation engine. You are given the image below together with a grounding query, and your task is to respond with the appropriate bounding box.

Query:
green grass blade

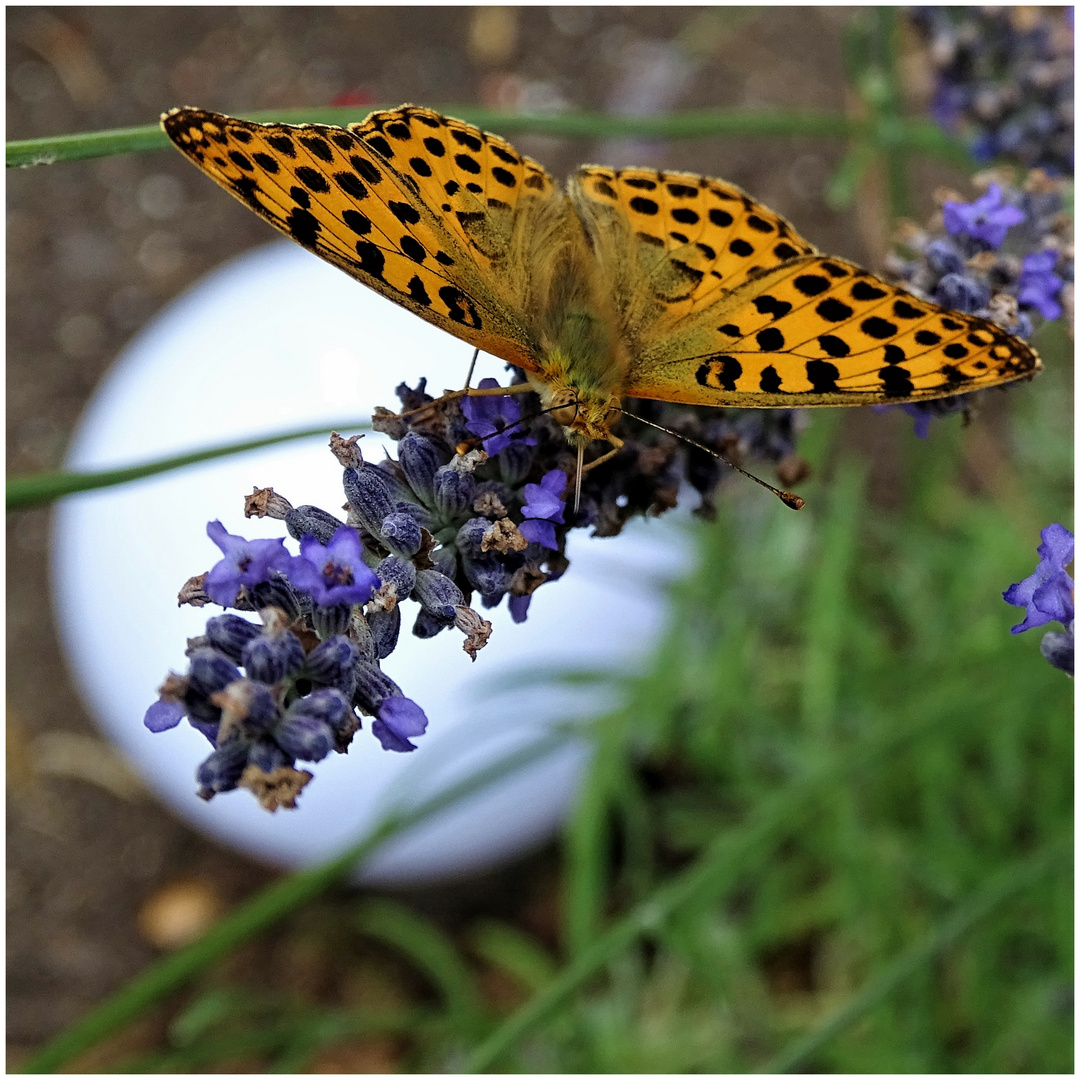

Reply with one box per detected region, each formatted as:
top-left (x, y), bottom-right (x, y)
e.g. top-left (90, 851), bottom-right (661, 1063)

top-left (15, 732), bottom-right (569, 1074)
top-left (6, 419), bottom-right (370, 511)
top-left (355, 898), bottom-right (486, 1038)
top-left (757, 831), bottom-right (1072, 1074)
top-left (462, 708), bottom-right (945, 1074)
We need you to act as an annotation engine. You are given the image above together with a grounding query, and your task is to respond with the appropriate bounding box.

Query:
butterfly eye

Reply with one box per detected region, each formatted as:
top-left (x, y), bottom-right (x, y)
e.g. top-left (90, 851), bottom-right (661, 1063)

top-left (548, 396), bottom-right (580, 428)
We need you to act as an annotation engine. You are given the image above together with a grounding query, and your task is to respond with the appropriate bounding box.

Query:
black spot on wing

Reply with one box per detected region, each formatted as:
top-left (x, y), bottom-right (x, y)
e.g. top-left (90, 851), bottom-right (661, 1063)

top-left (450, 128), bottom-right (483, 152)
top-left (295, 166), bottom-right (330, 193)
top-left (709, 208), bottom-right (733, 227)
top-left (671, 207), bottom-right (699, 225)
top-left (350, 156), bottom-right (382, 183)
top-left (400, 235), bottom-right (426, 263)
top-left (851, 280), bottom-right (887, 301)
top-left (334, 172), bottom-right (367, 199)
top-left (228, 150), bottom-right (254, 171)
top-left (795, 274), bottom-right (830, 296)
top-left (860, 316), bottom-right (897, 339)
top-left (624, 176), bottom-right (657, 190)
top-left (880, 365), bottom-right (915, 397)
top-left (630, 196), bottom-right (659, 215)
top-left (267, 134), bottom-right (296, 157)
top-left (251, 151), bottom-right (279, 173)
top-left (806, 359), bottom-right (840, 393)
top-left (818, 334), bottom-right (850, 357)
top-left (730, 238), bottom-right (754, 257)
top-left (389, 201), bottom-right (421, 225)
top-left (408, 156), bottom-right (432, 177)
top-left (760, 365), bottom-right (782, 393)
top-left (817, 297), bottom-right (853, 322)
top-left (915, 329), bottom-right (942, 346)
top-left (343, 209), bottom-right (371, 235)
top-left (286, 207), bottom-right (320, 247)
top-left (454, 153), bottom-right (481, 174)
top-left (408, 275), bottom-right (431, 306)
top-left (754, 295), bottom-right (792, 320)
top-left (355, 240), bottom-right (385, 280)
top-left (300, 135), bottom-right (333, 162)
top-left (756, 328), bottom-right (785, 351)
top-left (289, 186), bottom-right (311, 209)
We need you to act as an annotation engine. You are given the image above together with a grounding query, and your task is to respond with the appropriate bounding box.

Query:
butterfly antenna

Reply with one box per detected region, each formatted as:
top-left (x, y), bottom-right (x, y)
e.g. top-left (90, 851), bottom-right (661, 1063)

top-left (612, 408), bottom-right (805, 511)
top-left (463, 347), bottom-right (480, 390)
top-left (575, 444), bottom-right (584, 513)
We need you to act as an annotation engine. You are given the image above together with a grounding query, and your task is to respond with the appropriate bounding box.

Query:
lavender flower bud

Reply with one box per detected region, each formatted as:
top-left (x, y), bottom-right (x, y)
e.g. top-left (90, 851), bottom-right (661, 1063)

top-left (376, 555), bottom-right (417, 600)
top-left (285, 505), bottom-right (344, 544)
top-left (934, 272), bottom-right (990, 312)
top-left (369, 605), bottom-right (401, 659)
top-left (241, 629), bottom-right (304, 685)
top-left (380, 512), bottom-right (422, 557)
top-left (455, 517), bottom-right (490, 559)
top-left (187, 649), bottom-right (241, 722)
top-left (398, 431), bottom-right (448, 506)
top-left (498, 440), bottom-right (535, 487)
top-left (353, 659), bottom-right (402, 714)
top-left (196, 740), bottom-right (251, 798)
top-left (430, 545), bottom-right (457, 580)
top-left (925, 238), bottom-right (965, 275)
top-left (343, 464), bottom-right (396, 538)
top-left (274, 690), bottom-right (348, 761)
top-left (433, 464), bottom-right (476, 517)
top-left (205, 614), bottom-right (262, 663)
top-left (413, 609), bottom-right (449, 639)
top-left (412, 568), bottom-right (464, 621)
top-left (247, 739), bottom-right (292, 773)
top-left (304, 635), bottom-right (360, 695)
top-left (248, 573), bottom-right (303, 621)
top-left (462, 554), bottom-right (510, 604)
top-left (311, 602), bottom-right (352, 640)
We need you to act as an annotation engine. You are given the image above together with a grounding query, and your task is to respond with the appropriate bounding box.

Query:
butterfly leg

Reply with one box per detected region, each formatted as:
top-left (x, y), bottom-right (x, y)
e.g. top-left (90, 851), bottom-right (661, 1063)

top-left (579, 435), bottom-right (624, 473)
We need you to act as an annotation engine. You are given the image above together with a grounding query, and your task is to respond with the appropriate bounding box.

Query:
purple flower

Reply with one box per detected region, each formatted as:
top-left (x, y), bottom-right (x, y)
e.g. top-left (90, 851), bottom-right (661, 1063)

top-left (371, 696), bottom-right (429, 752)
top-left (461, 378), bottom-right (536, 456)
top-left (203, 520), bottom-right (291, 608)
top-left (1017, 250), bottom-right (1065, 320)
top-left (942, 184), bottom-right (1026, 248)
top-left (1003, 524), bottom-right (1074, 634)
top-left (518, 469), bottom-right (567, 550)
top-left (144, 699), bottom-right (184, 732)
top-left (508, 595), bottom-right (532, 623)
top-left (285, 526), bottom-right (378, 608)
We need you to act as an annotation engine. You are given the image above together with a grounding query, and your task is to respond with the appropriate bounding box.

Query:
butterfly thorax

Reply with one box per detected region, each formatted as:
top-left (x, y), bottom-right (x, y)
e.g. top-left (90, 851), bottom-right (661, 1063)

top-left (530, 309), bottom-right (625, 446)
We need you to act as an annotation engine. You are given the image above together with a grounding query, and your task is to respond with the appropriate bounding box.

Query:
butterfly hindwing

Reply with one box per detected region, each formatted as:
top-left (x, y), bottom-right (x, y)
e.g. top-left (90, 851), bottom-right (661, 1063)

top-left (570, 166), bottom-right (817, 323)
top-left (625, 255), bottom-right (1042, 407)
top-left (162, 107), bottom-right (541, 370)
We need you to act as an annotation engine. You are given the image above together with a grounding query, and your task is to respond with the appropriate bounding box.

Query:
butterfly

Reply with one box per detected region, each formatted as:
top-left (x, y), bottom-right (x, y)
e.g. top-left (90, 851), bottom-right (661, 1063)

top-left (162, 104), bottom-right (1041, 465)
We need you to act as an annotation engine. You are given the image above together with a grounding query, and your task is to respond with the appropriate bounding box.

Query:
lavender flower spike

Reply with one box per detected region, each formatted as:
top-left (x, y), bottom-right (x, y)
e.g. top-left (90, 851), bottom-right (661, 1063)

top-left (941, 184), bottom-right (1026, 249)
top-left (203, 520), bottom-right (291, 608)
top-left (285, 525), bottom-right (379, 608)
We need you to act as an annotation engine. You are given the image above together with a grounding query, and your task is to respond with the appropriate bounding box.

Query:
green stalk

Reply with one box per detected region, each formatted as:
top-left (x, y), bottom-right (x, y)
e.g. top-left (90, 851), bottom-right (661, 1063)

top-left (16, 732), bottom-right (569, 1074)
top-left (6, 420), bottom-right (369, 511)
top-left (9, 107), bottom-right (954, 169)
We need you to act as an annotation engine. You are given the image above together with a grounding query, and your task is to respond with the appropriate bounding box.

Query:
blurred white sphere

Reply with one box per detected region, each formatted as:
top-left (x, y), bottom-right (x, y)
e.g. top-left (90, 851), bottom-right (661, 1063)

top-left (52, 242), bottom-right (693, 886)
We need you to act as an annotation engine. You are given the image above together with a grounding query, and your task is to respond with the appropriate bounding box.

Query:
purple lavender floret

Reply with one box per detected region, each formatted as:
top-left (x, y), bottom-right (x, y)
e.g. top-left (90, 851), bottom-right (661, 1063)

top-left (942, 184), bottom-right (1026, 249)
top-left (144, 699), bottom-right (184, 733)
top-left (461, 378), bottom-right (537, 456)
top-left (1003, 524), bottom-right (1074, 633)
top-left (203, 520), bottom-right (291, 608)
top-left (286, 526), bottom-right (379, 608)
top-left (371, 696), bottom-right (429, 752)
top-left (518, 469), bottom-right (567, 551)
top-left (1017, 250), bottom-right (1065, 320)
top-left (1003, 523), bottom-right (1074, 677)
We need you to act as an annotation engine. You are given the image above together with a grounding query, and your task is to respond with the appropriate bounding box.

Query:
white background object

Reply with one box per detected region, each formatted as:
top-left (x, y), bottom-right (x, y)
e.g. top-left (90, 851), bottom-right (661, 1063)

top-left (51, 241), bottom-right (694, 886)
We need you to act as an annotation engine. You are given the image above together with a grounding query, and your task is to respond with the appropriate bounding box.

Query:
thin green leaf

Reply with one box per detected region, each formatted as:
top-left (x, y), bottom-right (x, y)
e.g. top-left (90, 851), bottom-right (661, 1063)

top-left (6, 420), bottom-right (369, 511)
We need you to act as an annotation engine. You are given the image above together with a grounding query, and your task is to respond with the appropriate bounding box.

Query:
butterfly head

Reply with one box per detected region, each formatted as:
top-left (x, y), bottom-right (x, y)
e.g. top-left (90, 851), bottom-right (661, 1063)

top-left (537, 383), bottom-right (619, 448)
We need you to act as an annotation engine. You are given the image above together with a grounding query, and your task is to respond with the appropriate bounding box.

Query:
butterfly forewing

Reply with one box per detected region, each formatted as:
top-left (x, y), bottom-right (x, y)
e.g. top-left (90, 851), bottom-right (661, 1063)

top-left (626, 255), bottom-right (1042, 407)
top-left (351, 106), bottom-right (559, 269)
top-left (162, 107), bottom-right (539, 370)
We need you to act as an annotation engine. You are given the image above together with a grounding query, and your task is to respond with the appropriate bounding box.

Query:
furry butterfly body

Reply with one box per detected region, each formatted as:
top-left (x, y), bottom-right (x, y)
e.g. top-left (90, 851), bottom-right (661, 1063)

top-left (162, 104), bottom-right (1041, 451)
